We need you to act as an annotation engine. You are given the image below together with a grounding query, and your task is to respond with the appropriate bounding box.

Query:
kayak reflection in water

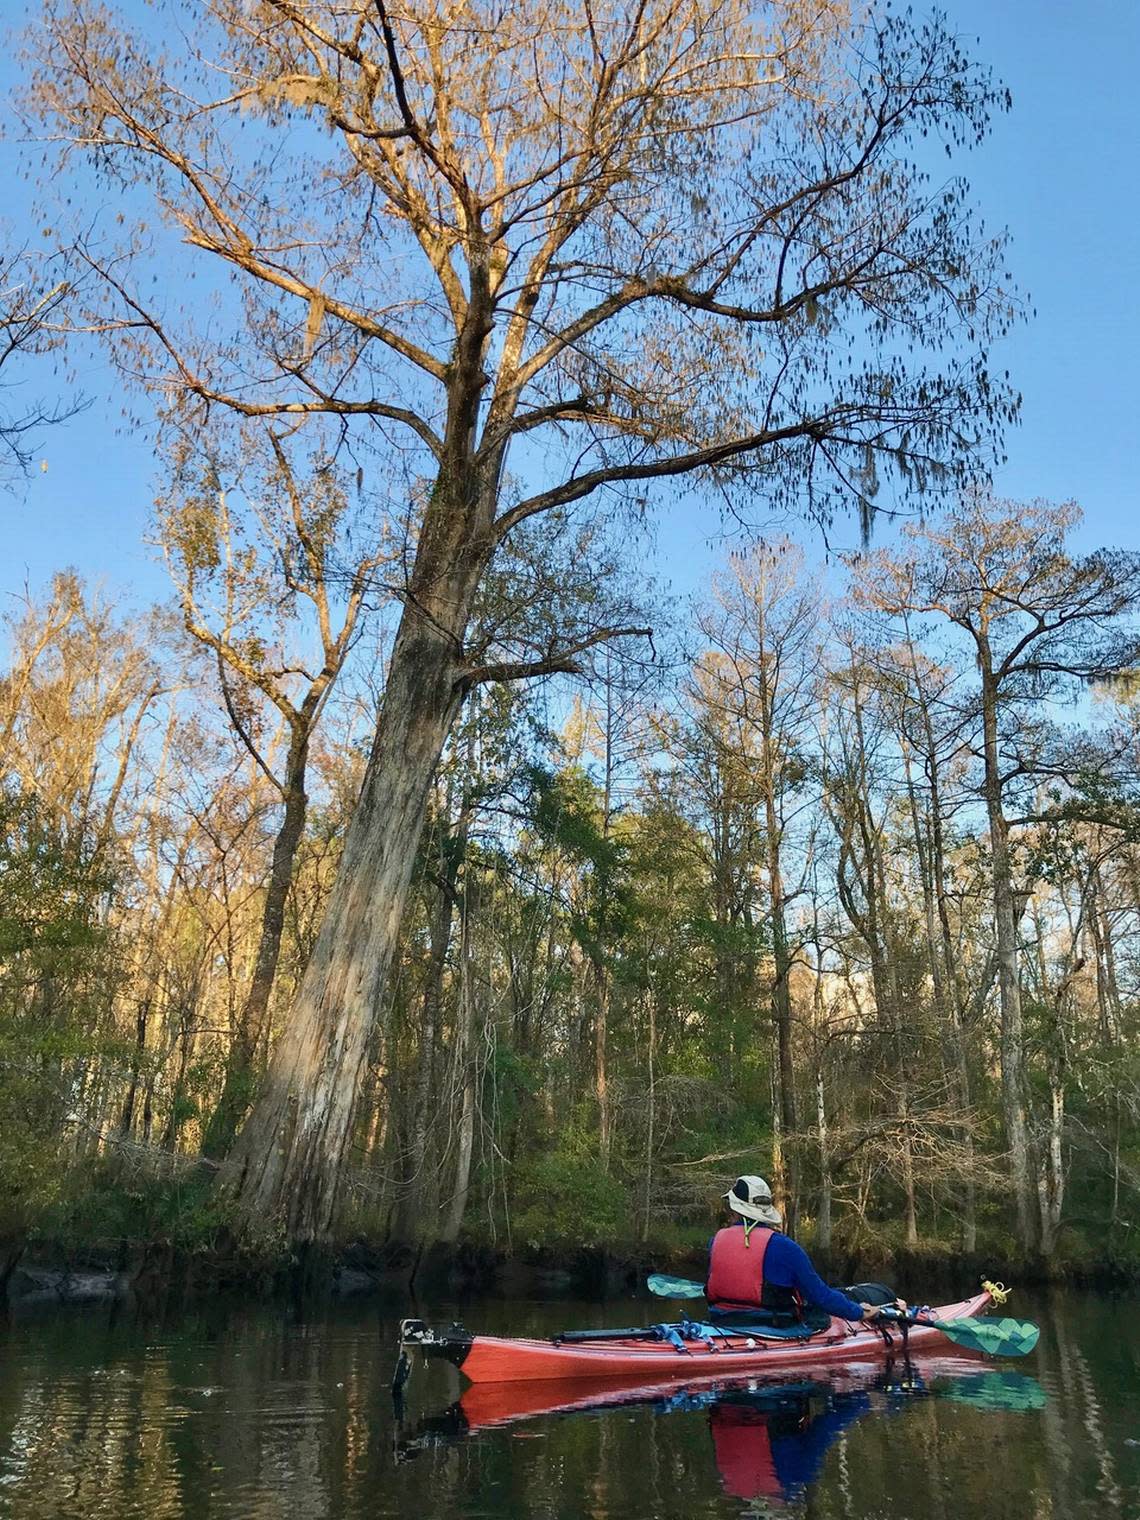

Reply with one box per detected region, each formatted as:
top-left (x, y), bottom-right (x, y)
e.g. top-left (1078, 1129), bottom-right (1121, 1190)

top-left (393, 1373), bottom-right (867, 1505)
top-left (394, 1361), bottom-right (1045, 1505)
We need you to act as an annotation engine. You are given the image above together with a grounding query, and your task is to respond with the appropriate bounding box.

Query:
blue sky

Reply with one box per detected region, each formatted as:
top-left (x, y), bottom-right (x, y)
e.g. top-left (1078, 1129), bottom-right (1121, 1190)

top-left (1, 0), bottom-right (1137, 616)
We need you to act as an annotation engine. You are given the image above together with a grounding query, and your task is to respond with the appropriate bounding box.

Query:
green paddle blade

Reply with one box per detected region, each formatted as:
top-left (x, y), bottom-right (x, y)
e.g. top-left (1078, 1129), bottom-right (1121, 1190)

top-left (933, 1315), bottom-right (1040, 1357)
top-left (647, 1273), bottom-right (706, 1299)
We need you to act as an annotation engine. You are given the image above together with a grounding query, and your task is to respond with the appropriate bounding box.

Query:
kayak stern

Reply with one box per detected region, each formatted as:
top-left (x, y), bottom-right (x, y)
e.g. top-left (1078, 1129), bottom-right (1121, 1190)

top-left (394, 1317), bottom-right (474, 1392)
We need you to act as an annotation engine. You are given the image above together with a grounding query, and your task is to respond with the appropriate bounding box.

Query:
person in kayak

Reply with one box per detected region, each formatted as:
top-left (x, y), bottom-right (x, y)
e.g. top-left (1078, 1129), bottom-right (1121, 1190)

top-left (707, 1176), bottom-right (903, 1329)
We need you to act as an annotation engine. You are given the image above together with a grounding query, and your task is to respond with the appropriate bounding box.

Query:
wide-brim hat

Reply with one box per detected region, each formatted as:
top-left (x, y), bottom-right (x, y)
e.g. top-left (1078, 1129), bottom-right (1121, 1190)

top-left (725, 1174), bottom-right (783, 1227)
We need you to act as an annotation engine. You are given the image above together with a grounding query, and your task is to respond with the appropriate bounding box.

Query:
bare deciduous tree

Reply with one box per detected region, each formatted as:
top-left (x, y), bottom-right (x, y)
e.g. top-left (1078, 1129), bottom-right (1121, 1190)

top-left (0, 247), bottom-right (82, 482)
top-left (854, 496), bottom-right (1140, 1250)
top-left (695, 542), bottom-right (823, 1233)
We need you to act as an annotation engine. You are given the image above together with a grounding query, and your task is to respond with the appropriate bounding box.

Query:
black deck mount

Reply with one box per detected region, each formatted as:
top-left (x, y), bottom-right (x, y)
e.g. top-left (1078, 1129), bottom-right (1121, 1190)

top-left (392, 1317), bottom-right (474, 1394)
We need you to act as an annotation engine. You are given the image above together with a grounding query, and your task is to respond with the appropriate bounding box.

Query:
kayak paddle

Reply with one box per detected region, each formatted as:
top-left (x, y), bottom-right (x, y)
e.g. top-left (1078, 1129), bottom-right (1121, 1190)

top-left (878, 1307), bottom-right (1039, 1357)
top-left (647, 1272), bottom-right (706, 1299)
top-left (646, 1275), bottom-right (1039, 1357)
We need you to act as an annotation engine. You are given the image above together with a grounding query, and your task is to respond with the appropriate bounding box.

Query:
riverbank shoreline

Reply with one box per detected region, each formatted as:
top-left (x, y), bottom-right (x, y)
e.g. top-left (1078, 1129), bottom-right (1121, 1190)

top-left (5, 1232), bottom-right (1137, 1313)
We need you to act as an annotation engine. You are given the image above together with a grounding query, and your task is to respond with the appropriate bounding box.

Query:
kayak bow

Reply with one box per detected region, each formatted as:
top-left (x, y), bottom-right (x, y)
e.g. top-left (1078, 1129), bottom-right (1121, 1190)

top-left (396, 1289), bottom-right (995, 1386)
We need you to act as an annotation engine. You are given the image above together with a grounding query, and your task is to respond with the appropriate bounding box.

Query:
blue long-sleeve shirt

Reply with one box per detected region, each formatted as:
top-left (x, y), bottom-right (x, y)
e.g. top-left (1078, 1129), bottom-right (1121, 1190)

top-left (764, 1231), bottom-right (865, 1320)
top-left (714, 1222), bottom-right (866, 1320)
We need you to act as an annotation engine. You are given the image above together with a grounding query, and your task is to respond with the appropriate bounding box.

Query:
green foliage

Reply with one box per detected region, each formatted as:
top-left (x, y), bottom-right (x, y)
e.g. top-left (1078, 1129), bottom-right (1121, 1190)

top-left (484, 1041), bottom-right (541, 1142)
top-left (165, 497), bottom-right (221, 578)
top-left (0, 788), bottom-right (112, 958)
top-left (523, 764), bottom-right (639, 958)
top-left (511, 1146), bottom-right (628, 1249)
top-left (0, 1020), bottom-right (88, 1231)
top-left (0, 787), bottom-right (117, 1235)
top-left (42, 1163), bottom-right (233, 1252)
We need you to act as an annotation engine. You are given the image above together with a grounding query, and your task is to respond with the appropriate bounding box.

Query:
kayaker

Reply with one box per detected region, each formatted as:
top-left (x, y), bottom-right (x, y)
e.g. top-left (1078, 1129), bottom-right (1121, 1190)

top-left (707, 1176), bottom-right (904, 1328)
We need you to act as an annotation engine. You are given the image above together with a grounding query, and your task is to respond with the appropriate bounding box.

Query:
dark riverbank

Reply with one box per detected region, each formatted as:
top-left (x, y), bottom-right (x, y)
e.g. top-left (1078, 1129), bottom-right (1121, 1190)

top-left (5, 1231), bottom-right (1137, 1313)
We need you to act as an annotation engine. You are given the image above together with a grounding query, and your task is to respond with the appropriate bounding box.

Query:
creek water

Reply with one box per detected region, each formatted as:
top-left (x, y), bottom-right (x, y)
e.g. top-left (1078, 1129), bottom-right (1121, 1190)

top-left (0, 1287), bottom-right (1136, 1518)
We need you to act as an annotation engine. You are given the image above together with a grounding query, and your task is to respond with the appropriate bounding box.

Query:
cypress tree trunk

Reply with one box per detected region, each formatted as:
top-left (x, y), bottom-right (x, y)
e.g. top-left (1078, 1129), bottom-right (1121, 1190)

top-left (642, 987), bottom-right (656, 1244)
top-left (768, 878), bottom-right (798, 1233)
top-left (913, 685), bottom-right (977, 1251)
top-left (226, 600), bottom-right (471, 1241)
top-left (1038, 1068), bottom-right (1065, 1253)
top-left (595, 684), bottom-right (616, 1172)
top-left (898, 1083), bottom-right (918, 1247)
top-left (758, 662), bottom-right (797, 1233)
top-left (227, 263), bottom-right (500, 1243)
top-left (1087, 863), bottom-right (1121, 1046)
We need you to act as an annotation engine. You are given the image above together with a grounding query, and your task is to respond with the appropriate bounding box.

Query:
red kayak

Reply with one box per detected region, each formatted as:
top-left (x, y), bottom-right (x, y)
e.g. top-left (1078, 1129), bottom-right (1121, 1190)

top-left (397, 1289), bottom-right (992, 1386)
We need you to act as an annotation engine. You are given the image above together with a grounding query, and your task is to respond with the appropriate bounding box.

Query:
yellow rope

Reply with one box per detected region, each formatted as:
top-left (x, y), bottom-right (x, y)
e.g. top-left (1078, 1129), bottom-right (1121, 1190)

top-left (982, 1279), bottom-right (1010, 1304)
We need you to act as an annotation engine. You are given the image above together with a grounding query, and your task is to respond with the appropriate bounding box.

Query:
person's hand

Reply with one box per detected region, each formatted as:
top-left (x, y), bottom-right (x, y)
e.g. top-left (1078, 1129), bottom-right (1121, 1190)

top-left (861, 1298), bottom-right (907, 1322)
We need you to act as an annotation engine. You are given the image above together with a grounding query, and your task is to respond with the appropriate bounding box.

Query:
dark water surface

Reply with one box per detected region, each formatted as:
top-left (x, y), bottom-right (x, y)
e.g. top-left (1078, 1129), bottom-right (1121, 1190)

top-left (1, 1288), bottom-right (1137, 1518)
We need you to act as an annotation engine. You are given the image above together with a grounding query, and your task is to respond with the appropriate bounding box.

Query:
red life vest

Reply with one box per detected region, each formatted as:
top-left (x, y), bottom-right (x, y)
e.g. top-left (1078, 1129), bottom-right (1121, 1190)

top-left (707, 1224), bottom-right (773, 1309)
top-left (706, 1225), bottom-right (799, 1315)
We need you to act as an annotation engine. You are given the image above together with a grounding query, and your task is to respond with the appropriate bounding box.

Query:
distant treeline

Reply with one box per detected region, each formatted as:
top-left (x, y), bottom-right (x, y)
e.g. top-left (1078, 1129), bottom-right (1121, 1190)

top-left (2, 494), bottom-right (1139, 1274)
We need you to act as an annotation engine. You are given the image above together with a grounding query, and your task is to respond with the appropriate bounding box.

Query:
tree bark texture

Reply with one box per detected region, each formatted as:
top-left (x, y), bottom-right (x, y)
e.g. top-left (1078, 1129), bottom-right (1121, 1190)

top-left (227, 545), bottom-right (480, 1239)
top-left (753, 623), bottom-right (798, 1234)
top-left (227, 254), bottom-right (499, 1240)
top-left (117, 996), bottom-right (150, 1141)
